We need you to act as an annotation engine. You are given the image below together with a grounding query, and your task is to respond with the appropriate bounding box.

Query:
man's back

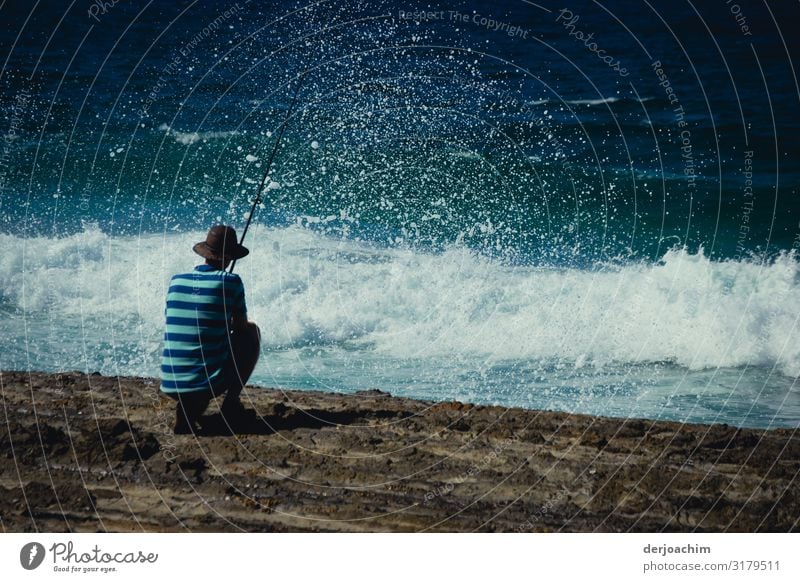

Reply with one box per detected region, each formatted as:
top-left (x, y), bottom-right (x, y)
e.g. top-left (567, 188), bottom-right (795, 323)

top-left (160, 264), bottom-right (247, 394)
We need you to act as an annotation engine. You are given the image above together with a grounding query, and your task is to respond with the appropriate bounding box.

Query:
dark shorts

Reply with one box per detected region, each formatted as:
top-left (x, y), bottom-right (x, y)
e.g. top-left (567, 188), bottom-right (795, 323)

top-left (165, 324), bottom-right (260, 404)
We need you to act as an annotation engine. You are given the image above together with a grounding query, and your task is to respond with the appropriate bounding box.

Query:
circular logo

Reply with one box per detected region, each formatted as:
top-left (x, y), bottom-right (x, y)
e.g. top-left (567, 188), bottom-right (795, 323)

top-left (20, 542), bottom-right (46, 570)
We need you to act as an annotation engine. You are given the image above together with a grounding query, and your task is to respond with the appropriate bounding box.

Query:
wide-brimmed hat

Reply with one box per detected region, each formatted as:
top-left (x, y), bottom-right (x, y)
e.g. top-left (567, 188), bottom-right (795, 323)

top-left (193, 225), bottom-right (249, 261)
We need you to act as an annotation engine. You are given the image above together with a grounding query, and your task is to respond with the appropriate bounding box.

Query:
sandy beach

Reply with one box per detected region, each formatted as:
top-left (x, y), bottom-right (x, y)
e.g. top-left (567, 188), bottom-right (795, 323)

top-left (0, 370), bottom-right (797, 532)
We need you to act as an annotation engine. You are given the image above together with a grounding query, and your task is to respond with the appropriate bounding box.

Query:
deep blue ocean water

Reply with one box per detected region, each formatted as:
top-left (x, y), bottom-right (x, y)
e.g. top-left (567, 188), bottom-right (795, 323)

top-left (1, 0), bottom-right (799, 428)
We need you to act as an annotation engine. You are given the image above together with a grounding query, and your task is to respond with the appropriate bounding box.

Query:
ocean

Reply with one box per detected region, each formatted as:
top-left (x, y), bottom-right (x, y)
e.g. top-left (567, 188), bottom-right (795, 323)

top-left (1, 0), bottom-right (798, 428)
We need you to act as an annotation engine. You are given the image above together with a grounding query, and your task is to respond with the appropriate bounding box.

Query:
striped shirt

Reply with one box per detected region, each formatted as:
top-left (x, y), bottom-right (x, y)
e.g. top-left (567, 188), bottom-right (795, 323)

top-left (160, 264), bottom-right (248, 394)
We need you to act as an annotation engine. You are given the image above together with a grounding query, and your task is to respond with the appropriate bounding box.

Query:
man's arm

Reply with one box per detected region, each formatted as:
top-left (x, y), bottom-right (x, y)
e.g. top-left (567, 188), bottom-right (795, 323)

top-left (230, 275), bottom-right (249, 332)
top-left (231, 313), bottom-right (249, 331)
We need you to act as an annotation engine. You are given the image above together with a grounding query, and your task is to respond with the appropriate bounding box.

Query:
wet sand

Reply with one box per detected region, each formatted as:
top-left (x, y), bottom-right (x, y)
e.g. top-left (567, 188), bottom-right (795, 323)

top-left (0, 370), bottom-right (797, 532)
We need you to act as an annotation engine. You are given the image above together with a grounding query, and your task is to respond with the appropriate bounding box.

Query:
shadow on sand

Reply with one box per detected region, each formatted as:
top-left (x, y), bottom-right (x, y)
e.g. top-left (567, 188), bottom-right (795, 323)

top-left (197, 405), bottom-right (405, 436)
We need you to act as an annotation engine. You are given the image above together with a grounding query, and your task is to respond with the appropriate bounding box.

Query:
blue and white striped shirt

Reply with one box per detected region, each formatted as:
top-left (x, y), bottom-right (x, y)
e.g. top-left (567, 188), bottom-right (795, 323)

top-left (160, 264), bottom-right (248, 394)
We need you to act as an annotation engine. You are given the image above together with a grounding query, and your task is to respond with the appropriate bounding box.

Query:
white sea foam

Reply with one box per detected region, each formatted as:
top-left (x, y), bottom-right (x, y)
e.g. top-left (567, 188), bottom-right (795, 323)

top-left (158, 123), bottom-right (238, 145)
top-left (567, 97), bottom-right (621, 106)
top-left (525, 96), bottom-right (654, 107)
top-left (1, 226), bottom-right (798, 380)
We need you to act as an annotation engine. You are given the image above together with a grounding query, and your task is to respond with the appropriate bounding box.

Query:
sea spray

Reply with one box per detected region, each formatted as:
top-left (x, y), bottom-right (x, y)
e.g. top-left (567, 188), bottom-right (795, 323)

top-left (1, 226), bottom-right (798, 376)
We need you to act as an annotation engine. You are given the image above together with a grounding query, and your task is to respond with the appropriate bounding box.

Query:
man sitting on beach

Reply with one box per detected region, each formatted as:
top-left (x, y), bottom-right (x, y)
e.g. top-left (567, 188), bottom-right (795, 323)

top-left (160, 225), bottom-right (261, 434)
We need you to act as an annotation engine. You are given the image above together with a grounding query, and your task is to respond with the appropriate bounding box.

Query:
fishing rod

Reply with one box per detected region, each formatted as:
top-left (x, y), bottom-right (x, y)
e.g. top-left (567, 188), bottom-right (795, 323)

top-left (229, 72), bottom-right (306, 273)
